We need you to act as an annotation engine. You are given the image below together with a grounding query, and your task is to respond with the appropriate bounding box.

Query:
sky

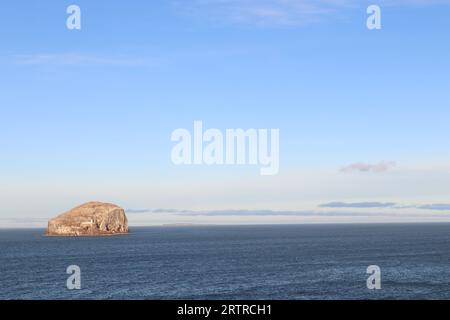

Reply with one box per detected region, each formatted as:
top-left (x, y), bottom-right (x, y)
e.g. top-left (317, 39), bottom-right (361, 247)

top-left (1, 0), bottom-right (450, 227)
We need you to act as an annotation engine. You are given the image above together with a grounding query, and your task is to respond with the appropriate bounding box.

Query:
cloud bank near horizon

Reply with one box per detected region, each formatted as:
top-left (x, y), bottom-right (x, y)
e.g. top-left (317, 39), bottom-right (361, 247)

top-left (127, 202), bottom-right (450, 216)
top-left (320, 202), bottom-right (450, 211)
top-left (3, 204), bottom-right (450, 229)
top-left (320, 202), bottom-right (396, 208)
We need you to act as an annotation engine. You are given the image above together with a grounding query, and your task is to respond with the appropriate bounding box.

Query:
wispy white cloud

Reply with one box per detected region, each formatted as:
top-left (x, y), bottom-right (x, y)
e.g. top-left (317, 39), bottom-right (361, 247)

top-left (11, 53), bottom-right (158, 67)
top-left (173, 0), bottom-right (450, 26)
top-left (340, 161), bottom-right (396, 173)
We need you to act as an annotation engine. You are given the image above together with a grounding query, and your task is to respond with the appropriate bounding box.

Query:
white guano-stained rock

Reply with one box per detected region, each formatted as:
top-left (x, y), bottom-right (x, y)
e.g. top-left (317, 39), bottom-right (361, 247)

top-left (46, 202), bottom-right (129, 236)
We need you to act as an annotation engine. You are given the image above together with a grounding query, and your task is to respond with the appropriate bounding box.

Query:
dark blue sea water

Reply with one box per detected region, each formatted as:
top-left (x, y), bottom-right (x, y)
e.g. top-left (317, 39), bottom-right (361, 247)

top-left (0, 224), bottom-right (449, 300)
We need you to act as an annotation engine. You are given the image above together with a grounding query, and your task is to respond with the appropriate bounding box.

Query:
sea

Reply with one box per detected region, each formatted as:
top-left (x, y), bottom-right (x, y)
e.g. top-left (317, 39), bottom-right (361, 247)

top-left (0, 224), bottom-right (449, 300)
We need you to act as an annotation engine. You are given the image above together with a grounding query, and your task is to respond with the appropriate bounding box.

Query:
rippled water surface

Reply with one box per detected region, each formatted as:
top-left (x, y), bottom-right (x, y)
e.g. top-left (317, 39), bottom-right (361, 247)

top-left (1, 224), bottom-right (449, 299)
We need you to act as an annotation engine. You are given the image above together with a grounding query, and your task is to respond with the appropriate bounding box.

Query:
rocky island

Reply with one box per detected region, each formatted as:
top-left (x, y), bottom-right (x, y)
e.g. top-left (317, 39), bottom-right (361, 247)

top-left (46, 202), bottom-right (129, 237)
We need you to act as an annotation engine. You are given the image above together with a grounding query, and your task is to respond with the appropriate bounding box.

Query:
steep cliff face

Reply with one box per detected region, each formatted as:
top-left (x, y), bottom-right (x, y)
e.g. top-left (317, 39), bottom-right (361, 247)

top-left (46, 202), bottom-right (129, 236)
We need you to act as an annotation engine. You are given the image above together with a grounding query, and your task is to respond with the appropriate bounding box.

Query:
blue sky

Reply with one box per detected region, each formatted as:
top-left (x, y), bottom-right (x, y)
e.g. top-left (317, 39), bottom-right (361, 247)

top-left (1, 1), bottom-right (450, 227)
